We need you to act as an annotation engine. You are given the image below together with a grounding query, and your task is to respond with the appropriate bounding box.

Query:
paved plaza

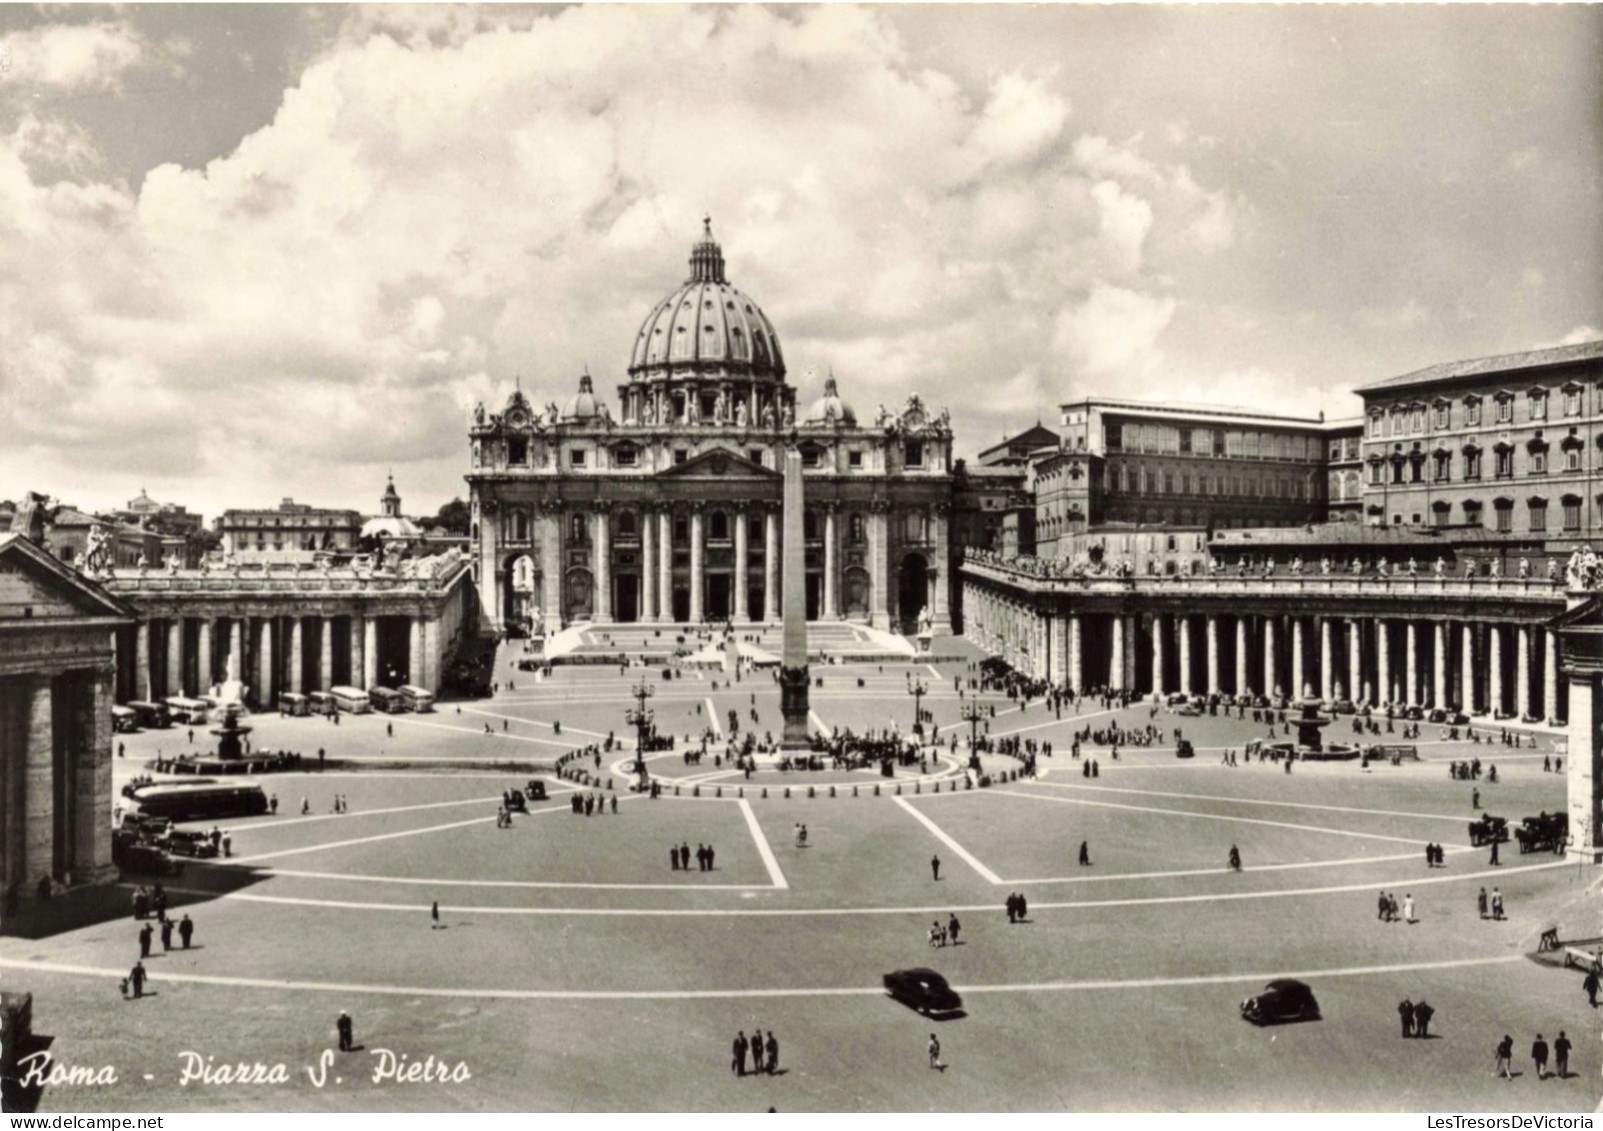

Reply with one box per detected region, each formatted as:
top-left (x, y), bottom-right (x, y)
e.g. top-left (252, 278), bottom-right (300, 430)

top-left (4, 637), bottom-right (1599, 1112)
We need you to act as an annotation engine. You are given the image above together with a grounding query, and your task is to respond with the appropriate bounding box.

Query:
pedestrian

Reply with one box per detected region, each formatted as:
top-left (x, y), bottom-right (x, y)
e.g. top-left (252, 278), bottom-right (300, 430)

top-left (928, 1033), bottom-right (946, 1072)
top-left (947, 913), bottom-right (960, 946)
top-left (138, 922), bottom-right (153, 958)
top-left (733, 1030), bottom-right (748, 1077)
top-left (1413, 999), bottom-right (1433, 1038)
top-left (431, 901), bottom-right (440, 930)
top-left (1078, 840), bottom-right (1090, 867)
top-left (1491, 887), bottom-right (1504, 920)
top-left (269, 793), bottom-right (278, 814)
top-left (931, 854), bottom-right (941, 881)
top-left (1495, 1034), bottom-right (1514, 1080)
top-left (1477, 887), bottom-right (1488, 920)
top-left (129, 960), bottom-right (146, 999)
top-left (337, 1011), bottom-right (354, 1053)
top-left (1554, 1031), bottom-right (1571, 1078)
top-left (178, 914), bottom-right (193, 949)
top-left (1228, 844), bottom-right (1241, 872)
top-left (1489, 838), bottom-right (1500, 866)
top-left (1398, 998), bottom-right (1414, 1038)
top-left (670, 845), bottom-right (679, 871)
top-left (764, 1031), bottom-right (778, 1075)
top-left (750, 1030), bottom-right (764, 1074)
top-left (160, 917), bottom-right (173, 952)
top-left (1583, 967), bottom-right (1599, 1008)
top-left (1532, 1033), bottom-right (1549, 1080)
top-left (1403, 894), bottom-right (1415, 924)
top-left (1378, 891), bottom-right (1388, 921)
top-left (222, 833), bottom-right (232, 858)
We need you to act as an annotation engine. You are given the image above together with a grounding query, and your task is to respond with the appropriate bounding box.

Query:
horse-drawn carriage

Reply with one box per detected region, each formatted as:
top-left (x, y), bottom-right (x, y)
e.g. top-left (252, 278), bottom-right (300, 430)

top-left (1468, 813), bottom-right (1509, 847)
top-left (1515, 811), bottom-right (1568, 855)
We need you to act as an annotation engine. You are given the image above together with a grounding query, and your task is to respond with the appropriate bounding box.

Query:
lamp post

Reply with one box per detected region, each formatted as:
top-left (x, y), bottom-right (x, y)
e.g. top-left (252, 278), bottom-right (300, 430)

top-left (961, 700), bottom-right (986, 753)
top-left (624, 679), bottom-right (655, 791)
top-left (909, 675), bottom-right (928, 738)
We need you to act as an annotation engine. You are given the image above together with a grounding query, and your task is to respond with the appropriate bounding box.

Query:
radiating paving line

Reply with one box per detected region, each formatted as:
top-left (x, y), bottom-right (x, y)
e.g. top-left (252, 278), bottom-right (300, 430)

top-left (380, 716), bottom-right (585, 750)
top-left (229, 815), bottom-right (500, 863)
top-left (0, 953), bottom-right (1524, 1002)
top-left (1013, 778), bottom-right (1482, 825)
top-left (134, 857), bottom-right (1569, 917)
top-left (892, 796), bottom-right (1003, 884)
top-left (985, 788), bottom-right (1443, 848)
top-left (218, 793), bottom-right (551, 833)
top-left (739, 798), bottom-right (789, 890)
top-left (454, 705), bottom-right (609, 740)
top-left (706, 698), bottom-right (724, 739)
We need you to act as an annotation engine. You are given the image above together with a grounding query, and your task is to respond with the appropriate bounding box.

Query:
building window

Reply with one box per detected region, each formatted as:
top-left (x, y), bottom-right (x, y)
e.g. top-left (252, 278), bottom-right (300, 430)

top-left (1563, 497), bottom-right (1581, 531)
top-left (1496, 398), bottom-right (1513, 424)
top-left (1530, 449), bottom-right (1547, 475)
top-left (849, 514), bottom-right (864, 542)
top-left (905, 511), bottom-right (927, 541)
top-left (1432, 452), bottom-right (1450, 482)
top-left (1466, 400), bottom-right (1482, 426)
top-left (570, 514), bottom-right (588, 543)
top-left (1494, 500), bottom-right (1513, 533)
top-left (508, 437), bottom-right (529, 465)
top-left (674, 515), bottom-right (688, 545)
top-left (709, 511), bottom-right (729, 542)
top-left (1431, 503), bottom-right (1449, 528)
top-left (1434, 403), bottom-right (1449, 428)
top-left (1566, 446), bottom-right (1582, 472)
top-left (749, 515), bottom-right (764, 544)
top-left (1465, 450), bottom-right (1482, 479)
top-left (1368, 415), bottom-right (1383, 438)
top-left (1410, 408), bottom-right (1424, 433)
top-left (1529, 391), bottom-right (1548, 421)
top-left (1462, 502), bottom-right (1483, 527)
top-left (848, 450), bottom-right (863, 469)
top-left (614, 447), bottom-right (637, 468)
top-left (749, 449), bottom-right (764, 466)
top-left (1495, 449), bottom-right (1513, 478)
top-left (617, 511), bottom-right (637, 538)
top-left (674, 449), bottom-right (688, 465)
top-left (1529, 500), bottom-right (1547, 532)
top-left (509, 510), bottom-right (529, 542)
top-left (804, 447), bottom-right (825, 469)
top-left (569, 449), bottom-right (587, 468)
top-left (1564, 388), bottom-right (1582, 416)
top-left (1409, 458), bottom-right (1423, 484)
top-left (904, 441), bottom-right (925, 468)
top-left (1368, 462), bottom-right (1384, 486)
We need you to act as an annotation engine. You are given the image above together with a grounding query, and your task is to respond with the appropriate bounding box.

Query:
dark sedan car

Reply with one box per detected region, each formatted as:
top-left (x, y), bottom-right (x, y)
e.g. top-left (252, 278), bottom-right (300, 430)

top-left (1240, 978), bottom-right (1320, 1024)
top-left (883, 968), bottom-right (963, 1017)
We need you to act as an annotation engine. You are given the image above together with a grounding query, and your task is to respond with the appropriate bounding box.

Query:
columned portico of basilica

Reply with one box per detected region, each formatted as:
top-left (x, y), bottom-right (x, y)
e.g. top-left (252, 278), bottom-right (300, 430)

top-left (468, 221), bottom-right (957, 636)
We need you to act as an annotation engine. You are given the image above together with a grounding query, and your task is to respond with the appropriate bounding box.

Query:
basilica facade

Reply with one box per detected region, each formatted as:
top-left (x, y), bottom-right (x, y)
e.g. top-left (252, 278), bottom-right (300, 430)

top-left (467, 222), bottom-right (957, 637)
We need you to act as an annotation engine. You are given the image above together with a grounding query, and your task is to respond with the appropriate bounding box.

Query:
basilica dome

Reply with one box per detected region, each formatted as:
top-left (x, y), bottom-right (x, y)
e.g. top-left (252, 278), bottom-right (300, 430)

top-left (803, 375), bottom-right (856, 426)
top-left (628, 220), bottom-right (785, 382)
top-left (561, 373), bottom-right (601, 422)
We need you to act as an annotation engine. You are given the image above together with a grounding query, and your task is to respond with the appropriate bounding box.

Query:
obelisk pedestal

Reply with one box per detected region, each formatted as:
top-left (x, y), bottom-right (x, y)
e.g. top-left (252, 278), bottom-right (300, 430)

top-left (779, 447), bottom-right (811, 749)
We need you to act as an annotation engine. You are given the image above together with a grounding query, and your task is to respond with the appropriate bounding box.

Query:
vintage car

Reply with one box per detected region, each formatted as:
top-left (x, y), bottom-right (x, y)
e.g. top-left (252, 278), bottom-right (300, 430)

top-left (1175, 698), bottom-right (1204, 717)
top-left (1468, 813), bottom-right (1509, 847)
top-left (1165, 692), bottom-right (1190, 706)
top-left (523, 779), bottom-right (548, 802)
top-left (112, 835), bottom-right (184, 876)
top-left (883, 968), bottom-right (963, 1017)
top-left (162, 829), bottom-right (219, 858)
top-left (1240, 979), bottom-right (1320, 1025)
top-left (1176, 739), bottom-right (1195, 759)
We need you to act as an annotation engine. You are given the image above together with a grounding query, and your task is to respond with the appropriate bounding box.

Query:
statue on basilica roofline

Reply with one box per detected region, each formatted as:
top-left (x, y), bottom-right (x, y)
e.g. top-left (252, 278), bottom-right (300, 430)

top-left (1564, 545), bottom-right (1602, 591)
top-left (761, 402), bottom-right (776, 429)
top-left (782, 401), bottom-right (795, 428)
top-left (473, 401), bottom-right (486, 426)
top-left (713, 388), bottom-right (728, 424)
top-left (1547, 557), bottom-right (1560, 580)
top-left (1433, 556), bottom-right (1446, 576)
top-left (735, 399), bottom-right (749, 428)
top-left (686, 396), bottom-right (701, 425)
top-left (1518, 557), bottom-right (1530, 579)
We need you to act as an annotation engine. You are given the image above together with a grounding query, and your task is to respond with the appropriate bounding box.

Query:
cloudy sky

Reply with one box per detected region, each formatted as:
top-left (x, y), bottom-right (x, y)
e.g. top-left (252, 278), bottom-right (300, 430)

top-left (1, 4), bottom-right (1598, 520)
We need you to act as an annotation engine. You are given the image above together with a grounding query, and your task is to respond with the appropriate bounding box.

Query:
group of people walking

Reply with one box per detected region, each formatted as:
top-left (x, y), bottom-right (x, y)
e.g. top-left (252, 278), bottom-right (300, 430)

top-left (669, 842), bottom-right (716, 871)
top-left (730, 1029), bottom-right (780, 1076)
top-left (1496, 1032), bottom-right (1572, 1080)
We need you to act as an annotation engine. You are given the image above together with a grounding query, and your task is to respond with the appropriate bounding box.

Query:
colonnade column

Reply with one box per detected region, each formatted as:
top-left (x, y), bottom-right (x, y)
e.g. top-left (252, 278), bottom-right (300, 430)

top-left (318, 617), bottom-right (333, 691)
top-left (408, 617), bottom-right (424, 687)
top-left (764, 510), bottom-right (780, 623)
top-left (288, 617), bottom-right (304, 695)
top-left (1110, 614), bottom-right (1126, 692)
top-left (1489, 625), bottom-right (1504, 717)
top-left (257, 619), bottom-right (274, 706)
top-left (349, 615), bottom-right (364, 692)
top-left (1319, 618), bottom-right (1334, 703)
top-left (822, 507), bottom-right (837, 620)
top-left (1544, 629), bottom-right (1559, 722)
top-left (1517, 625), bottom-right (1532, 721)
top-left (868, 507), bottom-right (890, 631)
top-left (1406, 621), bottom-right (1419, 707)
top-left (1178, 615), bottom-right (1193, 696)
top-left (1348, 620), bottom-right (1362, 704)
top-left (228, 618), bottom-right (243, 684)
top-left (363, 616), bottom-right (378, 690)
top-left (1375, 621), bottom-right (1390, 706)
top-left (166, 619), bottom-right (183, 697)
top-left (135, 620), bottom-right (152, 701)
top-left (688, 509), bottom-right (704, 624)
top-left (659, 511), bottom-right (674, 624)
top-left (1460, 623), bottom-right (1475, 714)
top-left (641, 509), bottom-right (657, 622)
top-left (1291, 617), bottom-right (1305, 699)
top-left (594, 509), bottom-right (611, 623)
top-left (1068, 613), bottom-right (1082, 693)
top-left (1234, 617), bottom-right (1248, 696)
top-left (1263, 616), bottom-right (1277, 700)
top-left (1432, 622), bottom-right (1447, 709)
top-left (1205, 615), bottom-right (1220, 696)
top-left (1152, 614), bottom-right (1166, 698)
top-left (734, 509), bottom-right (750, 622)
top-left (540, 512), bottom-right (563, 630)
top-left (197, 619), bottom-right (213, 693)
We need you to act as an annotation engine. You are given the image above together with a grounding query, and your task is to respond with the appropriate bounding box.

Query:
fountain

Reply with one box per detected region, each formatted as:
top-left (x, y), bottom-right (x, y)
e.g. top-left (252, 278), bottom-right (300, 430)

top-left (1259, 684), bottom-right (1360, 762)
top-left (210, 704), bottom-right (254, 761)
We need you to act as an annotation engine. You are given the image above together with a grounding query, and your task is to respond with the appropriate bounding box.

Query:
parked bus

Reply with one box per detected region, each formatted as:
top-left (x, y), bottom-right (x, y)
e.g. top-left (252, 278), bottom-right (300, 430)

top-left (278, 692), bottom-right (310, 717)
top-left (368, 686), bottom-right (407, 714)
top-left (164, 696), bottom-right (212, 725)
top-left (122, 779), bottom-right (268, 822)
top-left (329, 686), bottom-right (372, 714)
top-left (398, 685), bottom-right (435, 713)
top-left (307, 691), bottom-right (338, 716)
top-left (127, 700), bottom-right (171, 729)
top-left (112, 705), bottom-right (139, 733)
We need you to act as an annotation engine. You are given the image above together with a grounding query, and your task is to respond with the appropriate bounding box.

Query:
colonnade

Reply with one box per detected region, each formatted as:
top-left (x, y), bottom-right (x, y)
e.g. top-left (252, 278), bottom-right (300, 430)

top-left (963, 585), bottom-right (1566, 722)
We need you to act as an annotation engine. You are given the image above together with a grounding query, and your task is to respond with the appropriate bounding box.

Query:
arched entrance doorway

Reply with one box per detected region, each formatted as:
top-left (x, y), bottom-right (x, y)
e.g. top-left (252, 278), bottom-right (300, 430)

top-left (505, 554), bottom-right (539, 634)
top-left (896, 553), bottom-right (929, 635)
top-left (842, 566), bottom-right (871, 621)
top-left (564, 568), bottom-right (594, 623)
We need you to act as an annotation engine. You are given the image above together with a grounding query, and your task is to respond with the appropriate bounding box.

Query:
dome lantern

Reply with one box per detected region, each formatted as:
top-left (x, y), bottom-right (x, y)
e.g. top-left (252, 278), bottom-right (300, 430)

top-left (687, 215), bottom-right (726, 285)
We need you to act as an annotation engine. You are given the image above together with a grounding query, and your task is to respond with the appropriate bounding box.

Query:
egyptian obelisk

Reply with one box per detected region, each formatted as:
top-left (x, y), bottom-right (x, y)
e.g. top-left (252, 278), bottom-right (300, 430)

top-left (779, 445), bottom-right (811, 748)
